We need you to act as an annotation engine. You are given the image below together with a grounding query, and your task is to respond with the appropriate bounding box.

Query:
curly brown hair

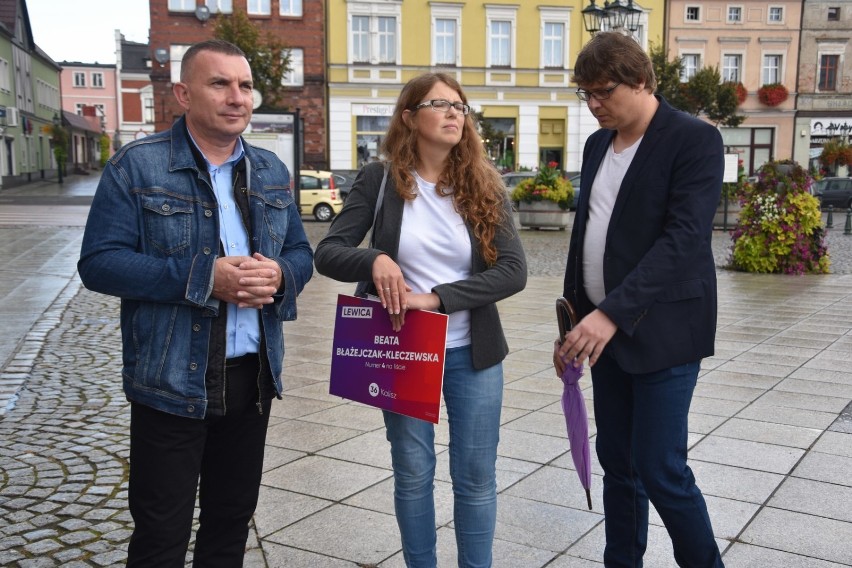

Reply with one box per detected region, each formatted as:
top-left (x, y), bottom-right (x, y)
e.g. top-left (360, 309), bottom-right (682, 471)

top-left (380, 73), bottom-right (506, 266)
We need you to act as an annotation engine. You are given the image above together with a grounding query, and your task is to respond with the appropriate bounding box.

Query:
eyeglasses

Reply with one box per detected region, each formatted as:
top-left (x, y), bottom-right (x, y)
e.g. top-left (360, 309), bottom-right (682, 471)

top-left (575, 82), bottom-right (623, 102)
top-left (414, 99), bottom-right (471, 116)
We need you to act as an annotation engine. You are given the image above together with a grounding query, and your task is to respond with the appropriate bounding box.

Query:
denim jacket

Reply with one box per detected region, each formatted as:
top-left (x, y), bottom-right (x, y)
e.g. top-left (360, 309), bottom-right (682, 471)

top-left (78, 116), bottom-right (314, 418)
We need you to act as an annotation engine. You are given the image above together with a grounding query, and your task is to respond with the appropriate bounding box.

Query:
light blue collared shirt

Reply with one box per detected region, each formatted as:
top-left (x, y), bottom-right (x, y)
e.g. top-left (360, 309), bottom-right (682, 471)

top-left (190, 134), bottom-right (260, 358)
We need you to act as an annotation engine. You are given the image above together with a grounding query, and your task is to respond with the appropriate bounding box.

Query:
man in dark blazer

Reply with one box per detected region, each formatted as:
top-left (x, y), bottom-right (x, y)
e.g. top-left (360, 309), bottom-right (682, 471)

top-left (554, 32), bottom-right (725, 567)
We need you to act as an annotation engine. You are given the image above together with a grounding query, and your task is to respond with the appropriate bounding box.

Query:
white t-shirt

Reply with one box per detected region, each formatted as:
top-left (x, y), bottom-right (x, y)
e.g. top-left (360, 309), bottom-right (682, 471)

top-left (397, 172), bottom-right (472, 347)
top-left (582, 137), bottom-right (642, 306)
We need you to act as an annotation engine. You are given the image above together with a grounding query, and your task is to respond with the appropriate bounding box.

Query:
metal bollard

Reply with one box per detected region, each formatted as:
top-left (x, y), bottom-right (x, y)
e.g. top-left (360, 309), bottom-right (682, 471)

top-left (827, 205), bottom-right (834, 228)
top-left (845, 207), bottom-right (852, 236)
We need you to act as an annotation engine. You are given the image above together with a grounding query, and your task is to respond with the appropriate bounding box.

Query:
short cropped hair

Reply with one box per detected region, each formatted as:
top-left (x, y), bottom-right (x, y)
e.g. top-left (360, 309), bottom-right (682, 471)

top-left (180, 39), bottom-right (246, 82)
top-left (572, 31), bottom-right (656, 92)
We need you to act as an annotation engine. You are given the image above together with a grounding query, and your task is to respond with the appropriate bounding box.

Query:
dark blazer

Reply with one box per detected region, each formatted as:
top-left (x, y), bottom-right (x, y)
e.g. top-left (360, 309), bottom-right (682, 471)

top-left (563, 96), bottom-right (723, 374)
top-left (315, 161), bottom-right (527, 370)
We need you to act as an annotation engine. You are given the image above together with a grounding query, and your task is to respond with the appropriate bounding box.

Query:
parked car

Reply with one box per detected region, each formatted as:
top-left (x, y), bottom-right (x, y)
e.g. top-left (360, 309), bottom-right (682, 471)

top-left (331, 170), bottom-right (359, 200)
top-left (813, 177), bottom-right (852, 209)
top-left (502, 171), bottom-right (535, 192)
top-left (568, 174), bottom-right (581, 211)
top-left (299, 170), bottom-right (344, 222)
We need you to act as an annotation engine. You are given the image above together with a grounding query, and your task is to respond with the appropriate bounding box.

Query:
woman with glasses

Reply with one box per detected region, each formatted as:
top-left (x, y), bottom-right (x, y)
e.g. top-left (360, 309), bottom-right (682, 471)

top-left (555, 32), bottom-right (725, 567)
top-left (315, 72), bottom-right (527, 567)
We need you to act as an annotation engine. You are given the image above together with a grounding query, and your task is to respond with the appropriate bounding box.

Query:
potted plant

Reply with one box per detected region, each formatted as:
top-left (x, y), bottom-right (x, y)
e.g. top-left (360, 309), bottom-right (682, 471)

top-left (757, 83), bottom-right (788, 107)
top-left (729, 160), bottom-right (830, 274)
top-left (734, 82), bottom-right (747, 105)
top-left (818, 138), bottom-right (852, 174)
top-left (511, 161), bottom-right (574, 229)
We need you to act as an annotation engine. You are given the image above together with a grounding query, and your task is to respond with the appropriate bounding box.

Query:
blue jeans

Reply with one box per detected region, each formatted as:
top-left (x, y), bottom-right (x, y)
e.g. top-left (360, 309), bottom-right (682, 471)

top-left (383, 345), bottom-right (503, 568)
top-left (591, 355), bottom-right (723, 568)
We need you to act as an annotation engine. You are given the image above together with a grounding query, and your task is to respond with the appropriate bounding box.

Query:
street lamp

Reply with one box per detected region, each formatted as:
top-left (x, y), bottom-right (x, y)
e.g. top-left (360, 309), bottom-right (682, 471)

top-left (52, 113), bottom-right (63, 185)
top-left (581, 0), bottom-right (643, 36)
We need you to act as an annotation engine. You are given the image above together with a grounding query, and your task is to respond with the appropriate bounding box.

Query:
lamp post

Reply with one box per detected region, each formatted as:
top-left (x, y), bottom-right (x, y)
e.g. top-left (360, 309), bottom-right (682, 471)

top-left (52, 113), bottom-right (63, 185)
top-left (581, 0), bottom-right (642, 36)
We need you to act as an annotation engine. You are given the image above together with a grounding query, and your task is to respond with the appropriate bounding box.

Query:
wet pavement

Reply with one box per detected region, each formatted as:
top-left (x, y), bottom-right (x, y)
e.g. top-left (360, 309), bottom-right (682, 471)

top-left (0, 174), bottom-right (851, 567)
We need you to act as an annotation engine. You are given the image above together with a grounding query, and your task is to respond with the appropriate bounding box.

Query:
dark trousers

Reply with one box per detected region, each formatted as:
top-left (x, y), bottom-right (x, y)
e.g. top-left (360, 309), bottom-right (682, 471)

top-left (126, 359), bottom-right (272, 568)
top-left (591, 355), bottom-right (723, 568)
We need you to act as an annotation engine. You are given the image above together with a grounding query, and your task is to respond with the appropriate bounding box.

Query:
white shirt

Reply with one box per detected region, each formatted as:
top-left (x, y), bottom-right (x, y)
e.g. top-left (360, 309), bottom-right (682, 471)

top-left (583, 137), bottom-right (642, 306)
top-left (397, 172), bottom-right (472, 347)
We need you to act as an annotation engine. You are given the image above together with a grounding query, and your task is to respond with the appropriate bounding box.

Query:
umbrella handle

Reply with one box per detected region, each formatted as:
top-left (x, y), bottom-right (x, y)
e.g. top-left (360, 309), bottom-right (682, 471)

top-left (556, 297), bottom-right (578, 343)
top-left (586, 489), bottom-right (592, 510)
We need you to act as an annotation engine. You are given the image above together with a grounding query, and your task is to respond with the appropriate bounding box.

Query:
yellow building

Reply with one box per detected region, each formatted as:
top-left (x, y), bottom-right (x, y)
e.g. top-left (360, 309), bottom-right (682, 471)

top-left (326, 0), bottom-right (665, 173)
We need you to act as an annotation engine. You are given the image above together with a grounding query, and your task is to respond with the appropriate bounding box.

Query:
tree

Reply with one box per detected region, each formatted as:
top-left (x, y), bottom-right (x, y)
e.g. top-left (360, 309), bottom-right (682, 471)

top-left (99, 134), bottom-right (111, 167)
top-left (650, 42), bottom-right (744, 128)
top-left (213, 9), bottom-right (292, 107)
top-left (49, 123), bottom-right (68, 174)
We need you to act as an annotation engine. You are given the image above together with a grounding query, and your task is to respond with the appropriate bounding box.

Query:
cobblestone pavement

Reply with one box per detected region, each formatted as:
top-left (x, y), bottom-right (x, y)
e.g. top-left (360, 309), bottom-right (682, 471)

top-left (1, 206), bottom-right (851, 566)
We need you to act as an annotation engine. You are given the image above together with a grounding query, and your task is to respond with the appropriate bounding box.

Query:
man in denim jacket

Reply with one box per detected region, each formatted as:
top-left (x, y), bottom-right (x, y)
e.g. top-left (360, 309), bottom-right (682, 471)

top-left (78, 39), bottom-right (313, 566)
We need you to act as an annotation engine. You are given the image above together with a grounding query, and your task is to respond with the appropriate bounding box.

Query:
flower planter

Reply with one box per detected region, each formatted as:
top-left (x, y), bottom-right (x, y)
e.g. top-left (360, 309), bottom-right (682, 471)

top-left (517, 201), bottom-right (570, 230)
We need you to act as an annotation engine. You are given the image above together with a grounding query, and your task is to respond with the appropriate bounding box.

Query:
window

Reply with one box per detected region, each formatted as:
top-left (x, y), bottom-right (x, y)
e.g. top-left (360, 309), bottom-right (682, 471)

top-left (280, 0), bottom-right (301, 17)
top-left (92, 72), bottom-right (104, 88)
top-left (349, 14), bottom-right (398, 65)
top-left (168, 0), bottom-right (194, 11)
top-left (282, 48), bottom-right (303, 86)
top-left (543, 22), bottom-right (565, 68)
top-left (722, 54), bottom-right (742, 83)
top-left (762, 54), bottom-right (782, 84)
top-left (0, 58), bottom-right (11, 92)
top-left (490, 21), bottom-right (511, 67)
top-left (434, 19), bottom-right (457, 66)
top-left (768, 6), bottom-right (783, 23)
top-left (727, 6), bottom-right (742, 23)
top-left (169, 45), bottom-right (191, 83)
top-left (828, 7), bottom-right (840, 21)
top-left (205, 0), bottom-right (232, 14)
top-left (819, 54), bottom-right (839, 90)
top-left (681, 54), bottom-right (700, 81)
top-left (73, 71), bottom-right (86, 87)
top-left (143, 96), bottom-right (154, 124)
top-left (75, 103), bottom-right (85, 115)
top-left (377, 17), bottom-right (396, 63)
top-left (685, 6), bottom-right (701, 22)
top-left (247, 0), bottom-right (270, 16)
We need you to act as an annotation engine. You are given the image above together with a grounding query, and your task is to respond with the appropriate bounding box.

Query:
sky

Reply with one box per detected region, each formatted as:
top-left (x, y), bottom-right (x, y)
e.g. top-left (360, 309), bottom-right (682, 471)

top-left (27, 0), bottom-right (151, 64)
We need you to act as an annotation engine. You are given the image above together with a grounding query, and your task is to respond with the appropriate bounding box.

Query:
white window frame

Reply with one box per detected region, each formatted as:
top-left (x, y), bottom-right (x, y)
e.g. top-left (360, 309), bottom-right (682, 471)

top-left (489, 20), bottom-right (512, 67)
top-left (282, 48), bottom-right (304, 86)
top-left (75, 103), bottom-right (85, 115)
top-left (168, 0), bottom-right (194, 11)
top-left (685, 5), bottom-right (701, 23)
top-left (485, 5), bottom-right (517, 85)
top-left (142, 94), bottom-right (155, 124)
top-left (540, 8), bottom-right (569, 70)
top-left (35, 78), bottom-right (59, 110)
top-left (761, 52), bottom-right (784, 84)
top-left (205, 0), bottom-right (233, 14)
top-left (92, 72), bottom-right (104, 88)
top-left (721, 52), bottom-right (744, 83)
top-left (0, 58), bottom-right (11, 93)
top-left (247, 0), bottom-right (270, 16)
top-left (279, 0), bottom-right (302, 17)
top-left (431, 4), bottom-right (462, 67)
top-left (169, 45), bottom-right (192, 83)
top-left (347, 2), bottom-right (402, 82)
top-left (726, 5), bottom-right (743, 24)
top-left (827, 7), bottom-right (841, 21)
top-left (73, 71), bottom-right (86, 87)
top-left (680, 52), bottom-right (702, 82)
top-left (768, 5), bottom-right (784, 24)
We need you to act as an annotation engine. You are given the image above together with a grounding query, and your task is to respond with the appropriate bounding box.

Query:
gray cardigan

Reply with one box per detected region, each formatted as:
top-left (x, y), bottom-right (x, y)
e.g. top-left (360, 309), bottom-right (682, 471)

top-left (314, 161), bottom-right (527, 369)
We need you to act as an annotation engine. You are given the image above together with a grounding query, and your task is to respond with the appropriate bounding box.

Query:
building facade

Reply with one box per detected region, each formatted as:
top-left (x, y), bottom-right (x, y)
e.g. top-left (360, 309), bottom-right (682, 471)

top-left (326, 0), bottom-right (665, 174)
top-left (148, 0), bottom-right (327, 168)
top-left (59, 62), bottom-right (117, 139)
top-left (794, 0), bottom-right (852, 172)
top-left (0, 0), bottom-right (62, 187)
top-left (115, 30), bottom-right (155, 150)
top-left (667, 0), bottom-right (802, 175)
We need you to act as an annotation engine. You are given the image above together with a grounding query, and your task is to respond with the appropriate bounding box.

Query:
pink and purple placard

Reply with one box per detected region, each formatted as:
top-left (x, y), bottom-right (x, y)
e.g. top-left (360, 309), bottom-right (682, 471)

top-left (329, 294), bottom-right (448, 424)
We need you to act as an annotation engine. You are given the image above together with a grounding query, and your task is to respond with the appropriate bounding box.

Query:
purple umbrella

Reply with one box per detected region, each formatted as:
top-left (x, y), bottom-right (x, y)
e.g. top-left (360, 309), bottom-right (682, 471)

top-left (557, 297), bottom-right (592, 510)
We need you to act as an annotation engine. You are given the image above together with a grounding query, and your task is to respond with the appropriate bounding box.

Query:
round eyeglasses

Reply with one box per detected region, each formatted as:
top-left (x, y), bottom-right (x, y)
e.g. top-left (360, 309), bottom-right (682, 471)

top-left (414, 99), bottom-right (471, 116)
top-left (575, 82), bottom-right (623, 102)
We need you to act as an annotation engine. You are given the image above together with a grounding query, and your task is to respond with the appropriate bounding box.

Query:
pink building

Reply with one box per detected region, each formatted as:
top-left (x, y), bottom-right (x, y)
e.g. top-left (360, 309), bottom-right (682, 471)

top-left (59, 61), bottom-right (118, 154)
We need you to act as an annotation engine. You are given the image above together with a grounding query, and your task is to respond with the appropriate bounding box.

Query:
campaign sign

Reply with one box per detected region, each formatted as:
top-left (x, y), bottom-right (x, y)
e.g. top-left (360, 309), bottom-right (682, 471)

top-left (329, 294), bottom-right (448, 424)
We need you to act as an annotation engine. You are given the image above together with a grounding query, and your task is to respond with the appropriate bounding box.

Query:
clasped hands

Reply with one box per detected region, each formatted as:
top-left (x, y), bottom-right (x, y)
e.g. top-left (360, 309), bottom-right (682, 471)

top-left (212, 252), bottom-right (282, 309)
top-left (372, 254), bottom-right (439, 332)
